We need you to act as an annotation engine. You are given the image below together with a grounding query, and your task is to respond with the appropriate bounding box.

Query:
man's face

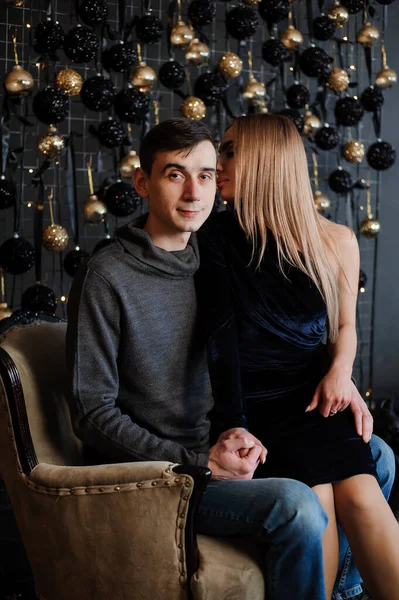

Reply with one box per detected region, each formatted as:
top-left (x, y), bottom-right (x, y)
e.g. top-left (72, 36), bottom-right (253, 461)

top-left (135, 140), bottom-right (217, 237)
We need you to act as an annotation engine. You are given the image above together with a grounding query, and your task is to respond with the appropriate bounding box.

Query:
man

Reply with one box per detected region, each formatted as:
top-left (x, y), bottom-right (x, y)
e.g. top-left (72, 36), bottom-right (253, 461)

top-left (67, 118), bottom-right (394, 600)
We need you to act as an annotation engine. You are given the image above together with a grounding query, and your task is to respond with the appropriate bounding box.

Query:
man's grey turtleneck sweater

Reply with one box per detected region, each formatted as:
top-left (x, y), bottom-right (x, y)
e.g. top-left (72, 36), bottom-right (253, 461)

top-left (66, 215), bottom-right (213, 466)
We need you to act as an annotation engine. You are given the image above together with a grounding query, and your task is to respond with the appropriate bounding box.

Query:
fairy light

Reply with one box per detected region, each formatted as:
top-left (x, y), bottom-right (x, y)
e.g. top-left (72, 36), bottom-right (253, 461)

top-left (28, 168), bottom-right (33, 173)
top-left (359, 287), bottom-right (366, 293)
top-left (60, 296), bottom-right (66, 302)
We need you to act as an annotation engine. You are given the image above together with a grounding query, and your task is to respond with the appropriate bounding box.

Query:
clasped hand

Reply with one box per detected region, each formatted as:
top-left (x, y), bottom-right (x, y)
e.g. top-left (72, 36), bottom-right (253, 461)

top-left (208, 428), bottom-right (268, 481)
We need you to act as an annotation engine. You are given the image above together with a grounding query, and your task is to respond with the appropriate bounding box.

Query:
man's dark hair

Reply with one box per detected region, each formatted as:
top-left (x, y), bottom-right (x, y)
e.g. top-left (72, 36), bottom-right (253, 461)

top-left (139, 118), bottom-right (216, 175)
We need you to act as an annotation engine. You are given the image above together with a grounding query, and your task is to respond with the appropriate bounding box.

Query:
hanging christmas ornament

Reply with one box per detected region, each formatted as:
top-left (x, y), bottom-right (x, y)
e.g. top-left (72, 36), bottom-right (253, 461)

top-left (299, 46), bottom-right (332, 78)
top-left (218, 52), bottom-right (243, 79)
top-left (315, 124), bottom-right (339, 149)
top-left (188, 0), bottom-right (216, 26)
top-left (286, 83), bottom-right (309, 109)
top-left (32, 87), bottom-right (69, 124)
top-left (367, 140), bottom-right (396, 170)
top-left (327, 68), bottom-right (350, 92)
top-left (96, 119), bottom-right (125, 148)
top-left (42, 190), bottom-right (69, 252)
top-left (37, 125), bottom-right (65, 158)
top-left (281, 6), bottom-right (303, 51)
top-left (303, 111), bottom-right (322, 137)
top-left (262, 39), bottom-right (290, 66)
top-left (130, 44), bottom-right (157, 92)
top-left (360, 186), bottom-right (380, 238)
top-left (114, 88), bottom-right (150, 123)
top-left (135, 14), bottom-right (164, 44)
top-left (63, 25), bottom-right (99, 63)
top-left (278, 108), bottom-right (304, 133)
top-left (180, 96), bottom-right (206, 120)
top-left (104, 180), bottom-right (141, 217)
top-left (357, 22), bottom-right (380, 47)
top-left (335, 97), bottom-right (364, 126)
top-left (102, 42), bottom-right (138, 72)
top-left (328, 168), bottom-right (352, 194)
top-left (5, 33), bottom-right (34, 97)
top-left (33, 20), bottom-right (64, 55)
top-left (361, 86), bottom-right (384, 111)
top-left (159, 60), bottom-right (186, 89)
top-left (79, 0), bottom-right (109, 26)
top-left (194, 72), bottom-right (228, 106)
top-left (259, 0), bottom-right (289, 24)
top-left (83, 157), bottom-right (107, 224)
top-left (0, 235), bottom-right (35, 275)
top-left (171, 0), bottom-right (194, 47)
top-left (328, 1), bottom-right (349, 27)
top-left (313, 15), bottom-right (336, 41)
top-left (340, 0), bottom-right (363, 14)
top-left (226, 6), bottom-right (259, 40)
top-left (314, 190), bottom-right (331, 211)
top-left (21, 284), bottom-right (57, 315)
top-left (81, 75), bottom-right (116, 111)
top-left (242, 50), bottom-right (266, 106)
top-left (0, 177), bottom-right (16, 210)
top-left (375, 42), bottom-right (397, 89)
top-left (120, 150), bottom-right (141, 179)
top-left (343, 140), bottom-right (365, 163)
top-left (55, 67), bottom-right (83, 96)
top-left (359, 269), bottom-right (367, 292)
top-left (0, 269), bottom-right (12, 321)
top-left (63, 248), bottom-right (90, 277)
top-left (185, 38), bottom-right (211, 66)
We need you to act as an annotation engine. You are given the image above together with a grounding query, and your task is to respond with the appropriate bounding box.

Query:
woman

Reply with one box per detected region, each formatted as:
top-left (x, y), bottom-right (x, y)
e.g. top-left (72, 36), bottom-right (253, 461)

top-left (196, 114), bottom-right (399, 599)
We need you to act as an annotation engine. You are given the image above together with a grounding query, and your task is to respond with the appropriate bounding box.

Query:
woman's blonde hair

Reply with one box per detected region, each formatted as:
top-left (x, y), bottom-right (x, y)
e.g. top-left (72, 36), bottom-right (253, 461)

top-left (233, 113), bottom-right (340, 341)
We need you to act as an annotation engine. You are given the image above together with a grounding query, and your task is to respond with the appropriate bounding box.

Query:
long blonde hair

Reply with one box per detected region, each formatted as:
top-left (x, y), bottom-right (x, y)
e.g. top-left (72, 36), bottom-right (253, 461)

top-left (233, 113), bottom-right (340, 341)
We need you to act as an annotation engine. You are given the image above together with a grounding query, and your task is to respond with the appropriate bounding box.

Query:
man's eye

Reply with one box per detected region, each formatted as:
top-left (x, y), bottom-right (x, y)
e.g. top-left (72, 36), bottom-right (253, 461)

top-left (169, 172), bottom-right (183, 179)
top-left (200, 174), bottom-right (212, 180)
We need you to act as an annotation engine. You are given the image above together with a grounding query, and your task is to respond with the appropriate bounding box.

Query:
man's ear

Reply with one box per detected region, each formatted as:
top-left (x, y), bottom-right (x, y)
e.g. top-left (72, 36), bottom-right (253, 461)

top-left (133, 167), bottom-right (149, 198)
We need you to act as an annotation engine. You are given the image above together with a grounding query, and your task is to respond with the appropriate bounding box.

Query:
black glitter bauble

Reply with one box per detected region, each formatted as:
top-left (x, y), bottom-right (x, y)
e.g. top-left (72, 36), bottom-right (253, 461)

top-left (361, 86), bottom-right (384, 112)
top-left (104, 181), bottom-right (141, 217)
top-left (367, 141), bottom-right (396, 170)
top-left (341, 0), bottom-right (363, 13)
top-left (32, 87), bottom-right (69, 125)
top-left (259, 0), bottom-right (290, 24)
top-left (81, 75), bottom-right (116, 111)
top-left (226, 6), bottom-right (258, 40)
top-left (188, 0), bottom-right (216, 26)
top-left (313, 15), bottom-right (336, 41)
top-left (114, 89), bottom-right (150, 123)
top-left (102, 43), bottom-right (138, 72)
top-left (21, 284), bottom-right (57, 315)
top-left (79, 0), bottom-right (109, 26)
top-left (334, 97), bottom-right (364, 126)
top-left (359, 269), bottom-right (367, 291)
top-left (278, 109), bottom-right (304, 133)
top-left (315, 126), bottom-right (339, 150)
top-left (63, 25), bottom-right (99, 64)
top-left (194, 72), bottom-right (228, 106)
top-left (328, 169), bottom-right (352, 194)
top-left (286, 84), bottom-right (310, 109)
top-left (0, 237), bottom-right (35, 275)
top-left (159, 60), bottom-right (186, 89)
top-left (63, 249), bottom-right (90, 277)
top-left (93, 237), bottom-right (113, 253)
top-left (97, 119), bottom-right (125, 148)
top-left (135, 14), bottom-right (164, 44)
top-left (262, 39), bottom-right (290, 66)
top-left (0, 178), bottom-right (16, 210)
top-left (33, 20), bottom-right (64, 55)
top-left (299, 46), bottom-right (332, 78)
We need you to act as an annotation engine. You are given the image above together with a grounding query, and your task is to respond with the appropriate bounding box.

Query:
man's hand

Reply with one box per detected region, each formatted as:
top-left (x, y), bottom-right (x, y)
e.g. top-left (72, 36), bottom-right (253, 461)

top-left (217, 428), bottom-right (267, 464)
top-left (208, 435), bottom-right (263, 481)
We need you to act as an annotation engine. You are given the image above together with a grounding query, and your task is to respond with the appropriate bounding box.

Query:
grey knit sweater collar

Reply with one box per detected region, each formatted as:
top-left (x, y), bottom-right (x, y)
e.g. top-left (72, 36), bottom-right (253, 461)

top-left (115, 213), bottom-right (200, 279)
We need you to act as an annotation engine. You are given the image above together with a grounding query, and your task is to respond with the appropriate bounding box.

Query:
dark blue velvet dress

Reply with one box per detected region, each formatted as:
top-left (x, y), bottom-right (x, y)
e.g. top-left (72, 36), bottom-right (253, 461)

top-left (196, 210), bottom-right (376, 487)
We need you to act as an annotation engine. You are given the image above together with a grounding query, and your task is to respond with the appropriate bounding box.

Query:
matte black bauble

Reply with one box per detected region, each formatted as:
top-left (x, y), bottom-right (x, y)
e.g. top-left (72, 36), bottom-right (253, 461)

top-left (114, 88), bottom-right (150, 123)
top-left (259, 0), bottom-right (290, 24)
top-left (361, 86), bottom-right (384, 112)
top-left (286, 84), bottom-right (310, 109)
top-left (299, 46), bottom-right (332, 78)
top-left (97, 119), bottom-right (125, 148)
top-left (81, 75), bottom-right (116, 111)
top-left (262, 39), bottom-right (290, 66)
top-left (63, 25), bottom-right (99, 63)
top-left (278, 109), bottom-right (304, 133)
top-left (135, 14), bottom-right (164, 44)
top-left (367, 141), bottom-right (396, 170)
top-left (21, 284), bottom-right (57, 314)
top-left (341, 0), bottom-right (363, 13)
top-left (63, 249), bottom-right (90, 277)
top-left (104, 181), bottom-right (141, 217)
top-left (194, 72), bottom-right (228, 106)
top-left (0, 178), bottom-right (16, 210)
top-left (226, 6), bottom-right (258, 40)
top-left (0, 237), bottom-right (35, 275)
top-left (334, 97), bottom-right (364, 126)
top-left (79, 0), bottom-right (109, 26)
top-left (33, 20), bottom-right (64, 55)
top-left (188, 0), bottom-right (216, 26)
top-left (32, 87), bottom-right (69, 124)
top-left (93, 237), bottom-right (113, 253)
top-left (159, 60), bottom-right (186, 89)
top-left (313, 15), bottom-right (336, 41)
top-left (315, 125), bottom-right (339, 150)
top-left (102, 43), bottom-right (138, 72)
top-left (328, 169), bottom-right (352, 194)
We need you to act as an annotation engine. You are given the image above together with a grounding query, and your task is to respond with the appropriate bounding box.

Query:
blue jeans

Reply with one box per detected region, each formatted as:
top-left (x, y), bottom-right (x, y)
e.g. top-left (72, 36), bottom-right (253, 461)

top-left (196, 434), bottom-right (395, 600)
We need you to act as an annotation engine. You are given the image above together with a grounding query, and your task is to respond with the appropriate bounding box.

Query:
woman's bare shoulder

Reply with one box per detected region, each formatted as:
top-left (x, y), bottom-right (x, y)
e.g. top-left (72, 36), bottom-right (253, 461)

top-left (321, 218), bottom-right (358, 253)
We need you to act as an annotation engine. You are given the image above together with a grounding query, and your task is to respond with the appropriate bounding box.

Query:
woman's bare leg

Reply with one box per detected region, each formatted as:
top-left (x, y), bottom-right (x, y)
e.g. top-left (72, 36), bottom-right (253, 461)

top-left (313, 483), bottom-right (339, 600)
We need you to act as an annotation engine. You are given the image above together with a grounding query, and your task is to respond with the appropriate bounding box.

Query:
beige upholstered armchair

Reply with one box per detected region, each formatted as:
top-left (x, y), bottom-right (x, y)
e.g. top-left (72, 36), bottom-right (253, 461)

top-left (0, 321), bottom-right (264, 600)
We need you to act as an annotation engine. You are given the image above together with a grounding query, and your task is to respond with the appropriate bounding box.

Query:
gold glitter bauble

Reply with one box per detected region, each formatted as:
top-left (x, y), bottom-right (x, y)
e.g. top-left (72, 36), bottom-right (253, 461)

top-left (180, 96), bottom-right (206, 120)
top-left (357, 22), bottom-right (379, 48)
top-left (55, 68), bottom-right (83, 96)
top-left (218, 52), bottom-right (243, 79)
top-left (42, 224), bottom-right (69, 252)
top-left (185, 39), bottom-right (210, 66)
top-left (37, 125), bottom-right (65, 158)
top-left (83, 194), bottom-right (107, 224)
top-left (360, 214), bottom-right (381, 238)
top-left (119, 150), bottom-right (141, 178)
top-left (0, 302), bottom-right (12, 321)
top-left (170, 20), bottom-right (194, 47)
top-left (328, 3), bottom-right (349, 27)
top-left (327, 68), bottom-right (350, 92)
top-left (242, 78), bottom-right (266, 105)
top-left (281, 25), bottom-right (304, 50)
top-left (343, 140), bottom-right (365, 164)
top-left (5, 64), bottom-right (34, 96)
top-left (375, 65), bottom-right (397, 89)
top-left (303, 111), bottom-right (322, 137)
top-left (314, 190), bottom-right (331, 212)
top-left (130, 62), bottom-right (157, 93)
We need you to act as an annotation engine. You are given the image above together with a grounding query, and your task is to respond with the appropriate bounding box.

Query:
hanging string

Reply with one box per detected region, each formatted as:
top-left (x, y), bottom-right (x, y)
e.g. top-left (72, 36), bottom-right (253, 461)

top-left (87, 156), bottom-right (95, 195)
top-left (48, 187), bottom-right (55, 225)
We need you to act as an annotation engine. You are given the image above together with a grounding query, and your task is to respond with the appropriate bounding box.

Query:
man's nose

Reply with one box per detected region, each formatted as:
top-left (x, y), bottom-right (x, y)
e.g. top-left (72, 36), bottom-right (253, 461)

top-left (183, 177), bottom-right (201, 201)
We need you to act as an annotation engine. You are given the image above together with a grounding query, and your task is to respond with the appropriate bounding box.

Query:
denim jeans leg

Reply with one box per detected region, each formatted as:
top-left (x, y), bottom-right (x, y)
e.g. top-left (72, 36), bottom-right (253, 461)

top-left (196, 477), bottom-right (328, 600)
